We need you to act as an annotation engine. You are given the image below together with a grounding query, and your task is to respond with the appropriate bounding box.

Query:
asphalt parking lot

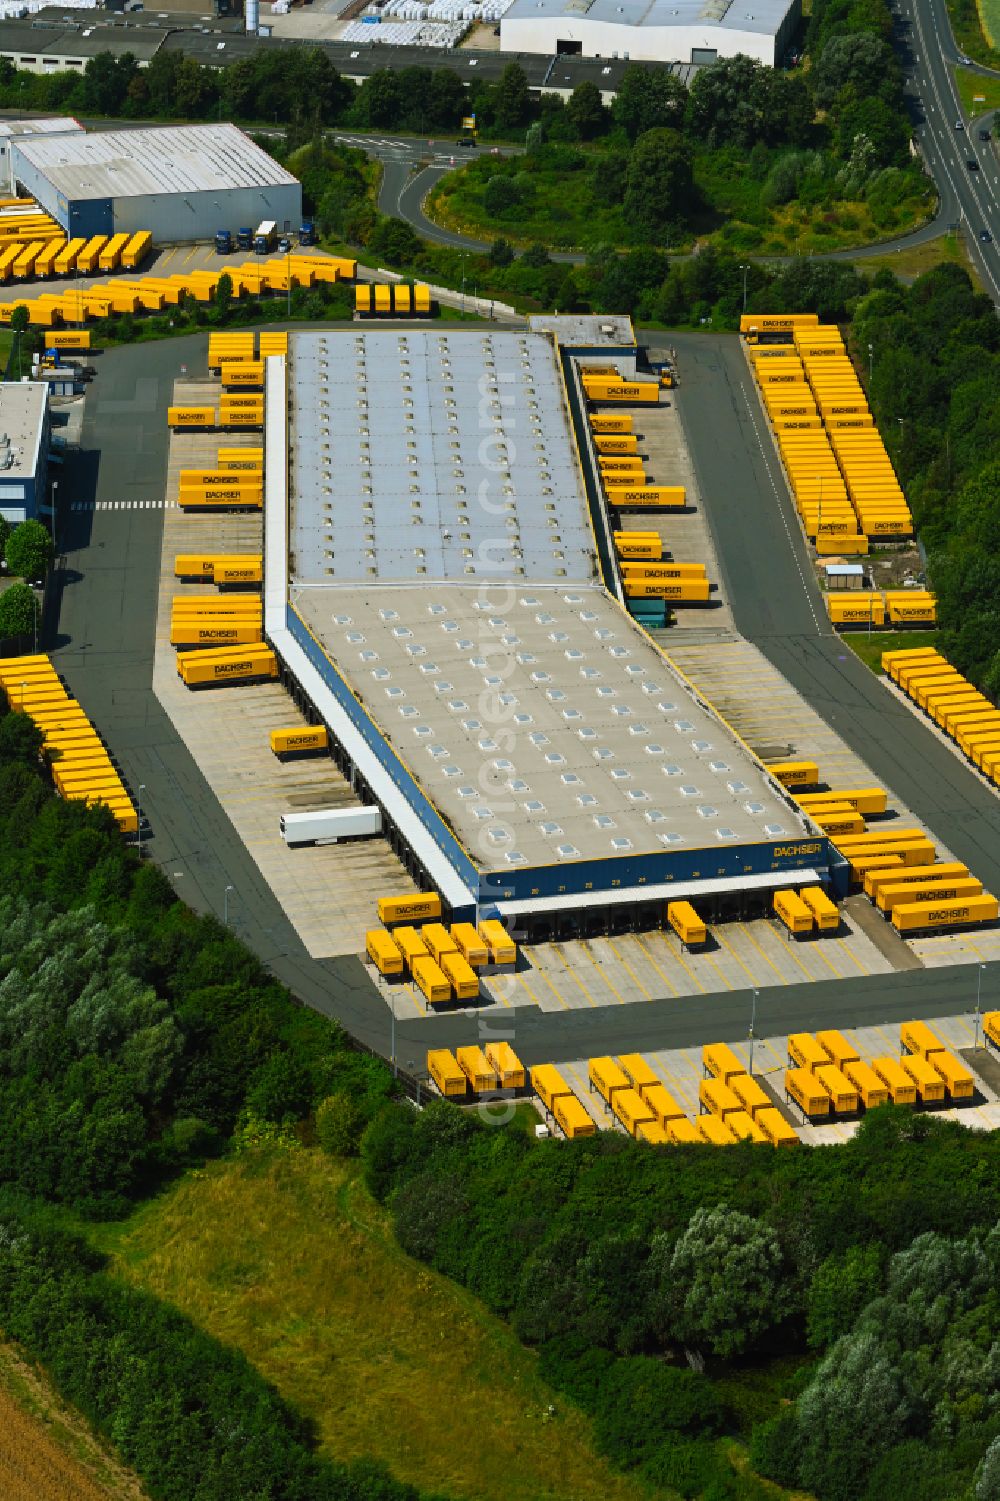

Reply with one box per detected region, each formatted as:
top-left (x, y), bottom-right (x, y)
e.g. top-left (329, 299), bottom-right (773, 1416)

top-left (535, 1013), bottom-right (1000, 1146)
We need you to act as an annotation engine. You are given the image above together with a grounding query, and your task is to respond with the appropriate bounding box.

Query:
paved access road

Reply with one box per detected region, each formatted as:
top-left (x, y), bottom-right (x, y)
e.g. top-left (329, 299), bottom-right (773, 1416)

top-left (898, 0), bottom-right (1000, 298)
top-left (52, 331), bottom-right (388, 1046)
top-left (649, 330), bottom-right (1000, 899)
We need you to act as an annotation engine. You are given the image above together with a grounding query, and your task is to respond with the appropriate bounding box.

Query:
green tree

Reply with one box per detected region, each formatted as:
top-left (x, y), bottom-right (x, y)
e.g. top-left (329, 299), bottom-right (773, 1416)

top-left (9, 304), bottom-right (28, 335)
top-left (976, 1437), bottom-right (1000, 1500)
top-left (593, 1357), bottom-right (724, 1468)
top-left (213, 271), bottom-right (233, 318)
top-left (591, 151), bottom-right (628, 205)
top-left (622, 128), bottom-right (692, 239)
top-left (0, 710), bottom-right (43, 767)
top-left (665, 1203), bottom-right (791, 1357)
top-left (490, 236), bottom-right (515, 266)
top-left (807, 1243), bottom-right (884, 1348)
top-left (6, 519), bottom-right (53, 582)
top-left (0, 514), bottom-right (9, 560)
top-left (796, 1332), bottom-right (910, 1501)
top-left (0, 582), bottom-right (38, 644)
top-left (611, 66), bottom-right (688, 140)
top-left (566, 80), bottom-right (607, 139)
top-left (493, 63), bottom-right (530, 131)
top-left (315, 1091), bottom-right (364, 1156)
top-left (813, 32), bottom-right (897, 109)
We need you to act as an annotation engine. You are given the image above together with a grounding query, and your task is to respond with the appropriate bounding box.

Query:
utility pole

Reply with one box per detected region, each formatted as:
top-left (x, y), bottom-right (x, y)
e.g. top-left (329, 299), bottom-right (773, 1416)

top-left (975, 963), bottom-right (986, 1049)
top-left (749, 987), bottom-right (759, 1074)
top-left (224, 883), bottom-right (234, 927)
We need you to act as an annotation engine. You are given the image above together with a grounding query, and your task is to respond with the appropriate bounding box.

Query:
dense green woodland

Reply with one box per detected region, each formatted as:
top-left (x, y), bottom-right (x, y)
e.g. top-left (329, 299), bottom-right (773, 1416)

top-left (363, 1102), bottom-right (1000, 1500)
top-left (847, 266), bottom-right (1000, 695)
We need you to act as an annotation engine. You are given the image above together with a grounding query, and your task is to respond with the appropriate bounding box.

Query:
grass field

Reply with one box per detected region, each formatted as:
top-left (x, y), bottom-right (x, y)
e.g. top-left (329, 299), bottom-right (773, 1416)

top-left (857, 230), bottom-right (983, 287)
top-left (976, 0), bottom-right (1000, 47)
top-left (954, 65), bottom-right (1000, 116)
top-left (841, 628), bottom-right (939, 673)
top-left (0, 1342), bottom-right (149, 1501)
top-left (93, 1147), bottom-right (659, 1501)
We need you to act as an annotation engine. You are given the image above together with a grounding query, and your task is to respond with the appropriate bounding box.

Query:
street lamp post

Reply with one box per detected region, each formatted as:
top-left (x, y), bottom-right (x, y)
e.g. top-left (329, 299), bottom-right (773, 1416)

top-left (868, 341), bottom-right (874, 386)
top-left (137, 783), bottom-right (145, 859)
top-left (749, 986), bottom-right (759, 1075)
top-left (50, 480), bottom-right (57, 556)
top-left (390, 986), bottom-right (397, 1076)
top-left (224, 883), bottom-right (234, 927)
top-left (975, 963), bottom-right (986, 1049)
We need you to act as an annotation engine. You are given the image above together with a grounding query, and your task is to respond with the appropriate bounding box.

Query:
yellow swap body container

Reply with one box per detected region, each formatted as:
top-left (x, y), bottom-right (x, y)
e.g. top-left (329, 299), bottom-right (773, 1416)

top-left (456, 1046), bottom-right (497, 1093)
top-left (412, 955), bottom-right (451, 1006)
top-left (269, 726), bottom-right (328, 757)
top-left (478, 918), bottom-right (515, 965)
top-left (531, 1064), bottom-right (572, 1113)
top-left (440, 950), bottom-right (479, 1001)
top-left (427, 1049), bottom-right (467, 1097)
top-left (900, 1053), bottom-right (946, 1104)
top-left (590, 1055), bottom-right (630, 1104)
top-left (421, 922), bottom-right (457, 964)
top-left (871, 1055), bottom-right (917, 1105)
top-left (377, 892), bottom-right (441, 926)
top-left (842, 1059), bottom-right (889, 1110)
top-left (757, 1107), bottom-right (799, 1146)
top-left (554, 1094), bottom-right (597, 1139)
top-left (785, 1066), bottom-right (830, 1118)
top-left (702, 1042), bottom-right (745, 1084)
top-left (450, 922), bottom-right (488, 967)
top-left (930, 1050), bottom-right (974, 1101)
top-left (484, 1041), bottom-right (525, 1091)
top-left (366, 929), bottom-right (403, 977)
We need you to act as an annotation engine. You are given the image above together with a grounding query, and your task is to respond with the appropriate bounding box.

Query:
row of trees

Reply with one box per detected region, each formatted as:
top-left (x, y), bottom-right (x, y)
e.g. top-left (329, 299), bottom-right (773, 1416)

top-left (0, 1194), bottom-right (431, 1501)
top-left (361, 1099), bottom-right (1000, 1499)
top-left (851, 264), bottom-right (1000, 694)
top-left (0, 707), bottom-right (395, 1216)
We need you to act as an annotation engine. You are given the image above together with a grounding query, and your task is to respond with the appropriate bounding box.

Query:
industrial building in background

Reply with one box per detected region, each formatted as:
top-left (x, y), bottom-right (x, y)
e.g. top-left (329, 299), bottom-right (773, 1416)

top-left (0, 117), bottom-right (82, 192)
top-left (9, 123), bottom-right (301, 244)
top-left (0, 382), bottom-right (50, 525)
top-left (500, 0), bottom-right (799, 66)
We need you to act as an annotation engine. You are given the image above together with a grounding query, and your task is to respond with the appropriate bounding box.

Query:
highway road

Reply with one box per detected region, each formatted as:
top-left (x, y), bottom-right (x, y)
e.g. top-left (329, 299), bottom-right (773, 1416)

top-left (895, 0), bottom-right (1000, 298)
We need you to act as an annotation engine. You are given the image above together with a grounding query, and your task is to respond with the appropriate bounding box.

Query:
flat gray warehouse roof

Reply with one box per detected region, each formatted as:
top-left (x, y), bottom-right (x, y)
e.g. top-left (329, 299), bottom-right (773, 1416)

top-left (10, 122), bottom-right (297, 201)
top-left (503, 0), bottom-right (790, 35)
top-left (288, 328), bottom-right (596, 586)
top-left (283, 329), bottom-right (797, 874)
top-left (293, 581), bottom-right (797, 870)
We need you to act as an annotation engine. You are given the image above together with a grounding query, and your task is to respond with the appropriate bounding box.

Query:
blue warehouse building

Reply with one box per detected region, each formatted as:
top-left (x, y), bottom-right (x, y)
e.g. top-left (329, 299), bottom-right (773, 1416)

top-left (264, 325), bottom-right (839, 940)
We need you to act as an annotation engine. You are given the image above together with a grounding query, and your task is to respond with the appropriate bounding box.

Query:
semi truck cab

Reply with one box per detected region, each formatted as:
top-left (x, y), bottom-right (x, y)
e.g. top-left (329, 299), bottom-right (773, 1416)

top-left (298, 221), bottom-right (315, 246)
top-left (237, 227), bottom-right (253, 250)
top-left (254, 220), bottom-right (277, 254)
top-left (215, 229), bottom-right (233, 254)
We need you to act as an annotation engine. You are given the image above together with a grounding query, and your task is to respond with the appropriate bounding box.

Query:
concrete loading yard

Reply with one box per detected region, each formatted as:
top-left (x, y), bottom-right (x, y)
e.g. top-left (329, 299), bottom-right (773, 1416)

top-left (108, 310), bottom-right (990, 1068)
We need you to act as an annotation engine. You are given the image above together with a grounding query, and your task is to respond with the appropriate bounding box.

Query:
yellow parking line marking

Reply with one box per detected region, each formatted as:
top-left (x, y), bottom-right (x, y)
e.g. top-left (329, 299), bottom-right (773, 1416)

top-left (697, 943), bottom-right (736, 993)
top-left (834, 932), bottom-right (871, 976)
top-left (712, 925), bottom-right (762, 985)
top-left (513, 968), bottom-right (545, 1009)
top-left (533, 958), bottom-right (571, 1011)
top-left (809, 938), bottom-right (845, 980)
top-left (555, 946), bottom-right (600, 1008)
top-left (605, 936), bottom-right (652, 999)
top-left (634, 933), bottom-right (678, 997)
top-left (748, 922), bottom-right (810, 981)
top-left (652, 930), bottom-right (708, 994)
top-left (580, 942), bottom-right (630, 1006)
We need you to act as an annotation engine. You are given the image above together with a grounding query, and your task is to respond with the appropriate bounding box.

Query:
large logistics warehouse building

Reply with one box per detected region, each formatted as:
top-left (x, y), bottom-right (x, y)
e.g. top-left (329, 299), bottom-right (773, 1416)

top-left (9, 123), bottom-right (301, 244)
top-left (500, 0), bottom-right (800, 67)
top-left (262, 326), bottom-right (838, 937)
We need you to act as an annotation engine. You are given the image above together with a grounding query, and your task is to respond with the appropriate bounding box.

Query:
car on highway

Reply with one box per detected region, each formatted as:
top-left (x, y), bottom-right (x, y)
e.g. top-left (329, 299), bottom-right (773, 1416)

top-left (967, 158), bottom-right (980, 170)
top-left (955, 119), bottom-right (964, 129)
top-left (981, 229), bottom-right (994, 242)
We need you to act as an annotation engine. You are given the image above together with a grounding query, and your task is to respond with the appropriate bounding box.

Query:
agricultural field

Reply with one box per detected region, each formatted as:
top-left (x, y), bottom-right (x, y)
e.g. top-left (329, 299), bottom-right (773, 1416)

top-left (0, 1343), bottom-right (149, 1501)
top-left (92, 1146), bottom-right (656, 1501)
